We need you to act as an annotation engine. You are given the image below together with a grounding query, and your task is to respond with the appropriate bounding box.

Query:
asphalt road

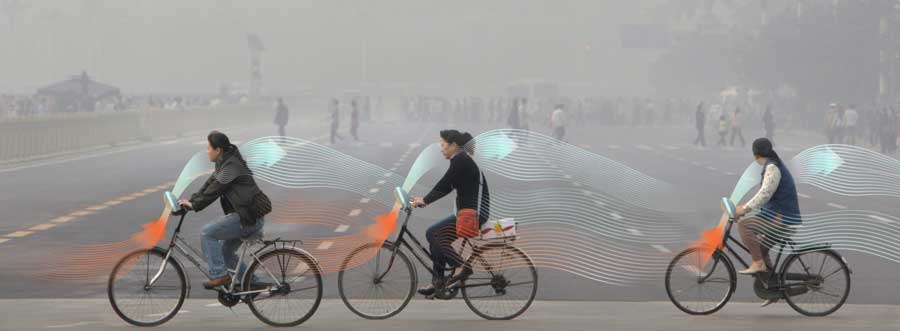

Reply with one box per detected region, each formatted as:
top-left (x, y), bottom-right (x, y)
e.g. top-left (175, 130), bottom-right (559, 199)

top-left (2, 114), bottom-right (900, 329)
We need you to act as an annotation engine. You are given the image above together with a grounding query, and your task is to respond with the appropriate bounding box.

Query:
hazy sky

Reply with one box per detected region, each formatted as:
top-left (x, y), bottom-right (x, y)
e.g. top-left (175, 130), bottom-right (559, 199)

top-left (0, 0), bottom-right (664, 95)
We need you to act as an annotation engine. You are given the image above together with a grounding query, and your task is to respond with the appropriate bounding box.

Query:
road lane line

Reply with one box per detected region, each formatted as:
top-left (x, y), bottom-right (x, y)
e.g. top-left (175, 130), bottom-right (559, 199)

top-left (368, 188), bottom-right (380, 194)
top-left (376, 179), bottom-right (387, 185)
top-left (5, 231), bottom-right (33, 238)
top-left (798, 193), bottom-right (811, 199)
top-left (348, 209), bottom-right (362, 217)
top-left (870, 215), bottom-right (894, 224)
top-left (628, 229), bottom-right (643, 236)
top-left (29, 223), bottom-right (57, 231)
top-left (334, 225), bottom-right (350, 233)
top-left (384, 172), bottom-right (392, 177)
top-left (317, 241), bottom-right (334, 250)
top-left (359, 198), bottom-right (371, 204)
top-left (85, 204), bottom-right (108, 211)
top-left (636, 144), bottom-right (653, 151)
top-left (651, 245), bottom-right (671, 254)
top-left (827, 202), bottom-right (847, 209)
top-left (70, 210), bottom-right (93, 217)
top-left (609, 212), bottom-right (623, 220)
top-left (51, 216), bottom-right (75, 223)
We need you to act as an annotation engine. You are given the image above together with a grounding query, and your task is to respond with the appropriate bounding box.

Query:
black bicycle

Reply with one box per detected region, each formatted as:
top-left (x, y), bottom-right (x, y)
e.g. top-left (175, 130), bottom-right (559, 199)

top-left (337, 187), bottom-right (538, 320)
top-left (108, 191), bottom-right (323, 327)
top-left (665, 197), bottom-right (851, 316)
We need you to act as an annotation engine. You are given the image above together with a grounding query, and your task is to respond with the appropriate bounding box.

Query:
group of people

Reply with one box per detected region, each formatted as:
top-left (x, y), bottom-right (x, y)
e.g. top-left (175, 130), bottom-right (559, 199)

top-left (824, 103), bottom-right (899, 154)
top-left (693, 102), bottom-right (776, 148)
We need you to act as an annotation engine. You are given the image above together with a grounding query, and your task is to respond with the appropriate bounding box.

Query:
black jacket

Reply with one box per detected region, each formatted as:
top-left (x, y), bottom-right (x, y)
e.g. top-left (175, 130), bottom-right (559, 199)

top-left (190, 151), bottom-right (272, 227)
top-left (423, 152), bottom-right (490, 224)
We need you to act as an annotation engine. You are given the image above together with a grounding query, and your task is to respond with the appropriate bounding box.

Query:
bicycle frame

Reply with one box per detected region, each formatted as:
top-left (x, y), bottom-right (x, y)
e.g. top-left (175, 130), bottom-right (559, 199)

top-left (374, 206), bottom-right (499, 286)
top-left (146, 211), bottom-right (295, 297)
top-left (714, 215), bottom-right (814, 291)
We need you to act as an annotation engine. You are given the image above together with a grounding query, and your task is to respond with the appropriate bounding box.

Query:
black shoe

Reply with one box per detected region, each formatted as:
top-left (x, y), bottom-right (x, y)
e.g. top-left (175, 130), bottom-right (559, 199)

top-left (418, 279), bottom-right (443, 296)
top-left (445, 266), bottom-right (473, 287)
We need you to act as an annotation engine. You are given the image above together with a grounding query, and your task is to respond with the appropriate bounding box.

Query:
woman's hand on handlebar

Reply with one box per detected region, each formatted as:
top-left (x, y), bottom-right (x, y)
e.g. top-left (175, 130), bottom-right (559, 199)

top-left (178, 199), bottom-right (194, 210)
top-left (410, 197), bottom-right (426, 208)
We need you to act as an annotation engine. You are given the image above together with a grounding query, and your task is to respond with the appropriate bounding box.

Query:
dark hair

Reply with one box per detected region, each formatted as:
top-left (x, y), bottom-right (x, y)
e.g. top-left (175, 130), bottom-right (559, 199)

top-left (208, 130), bottom-right (249, 168)
top-left (752, 137), bottom-right (781, 166)
top-left (439, 129), bottom-right (474, 154)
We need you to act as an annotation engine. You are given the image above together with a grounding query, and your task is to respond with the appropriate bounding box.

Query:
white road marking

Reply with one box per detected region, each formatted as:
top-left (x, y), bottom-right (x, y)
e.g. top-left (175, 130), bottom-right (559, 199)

top-left (651, 245), bottom-right (671, 254)
top-left (628, 228), bottom-right (643, 236)
top-left (595, 200), bottom-right (606, 206)
top-left (690, 161), bottom-right (701, 166)
top-left (51, 216), bottom-right (75, 223)
top-left (5, 231), bottom-right (33, 238)
top-left (609, 212), bottom-right (623, 220)
top-left (160, 140), bottom-right (179, 145)
top-left (798, 193), bottom-right (811, 199)
top-left (706, 166), bottom-right (717, 171)
top-left (389, 167), bottom-right (398, 172)
top-left (46, 321), bottom-right (103, 328)
top-left (636, 144), bottom-right (653, 151)
top-left (608, 144), bottom-right (621, 149)
top-left (0, 238), bottom-right (9, 244)
top-left (85, 204), bottom-right (108, 211)
top-left (29, 223), bottom-right (57, 231)
top-left (676, 157), bottom-right (686, 161)
top-left (408, 142), bottom-right (421, 148)
top-left (563, 174), bottom-right (572, 179)
top-left (384, 172), bottom-right (392, 177)
top-left (103, 200), bottom-right (123, 207)
top-left (827, 202), bottom-right (847, 209)
top-left (334, 224), bottom-right (350, 233)
top-left (661, 144), bottom-right (679, 150)
top-left (147, 310), bottom-right (190, 317)
top-left (359, 198), bottom-right (371, 204)
top-left (70, 210), bottom-right (93, 217)
top-left (368, 188), bottom-right (380, 194)
top-left (578, 144), bottom-right (592, 149)
top-left (348, 209), bottom-right (362, 217)
top-left (376, 179), bottom-right (387, 185)
top-left (572, 182), bottom-right (582, 187)
top-left (581, 190), bottom-right (593, 196)
top-left (870, 215), bottom-right (894, 224)
top-left (317, 241), bottom-right (334, 250)
top-left (724, 171), bottom-right (735, 176)
top-left (204, 303), bottom-right (223, 307)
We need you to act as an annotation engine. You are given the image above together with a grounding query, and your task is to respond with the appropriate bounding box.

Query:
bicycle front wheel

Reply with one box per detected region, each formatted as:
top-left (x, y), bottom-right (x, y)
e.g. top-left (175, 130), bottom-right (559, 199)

top-left (665, 248), bottom-right (736, 315)
top-left (782, 249), bottom-right (850, 316)
top-left (107, 247), bottom-right (186, 327)
top-left (244, 248), bottom-right (323, 327)
top-left (462, 244), bottom-right (538, 320)
top-left (338, 241), bottom-right (416, 319)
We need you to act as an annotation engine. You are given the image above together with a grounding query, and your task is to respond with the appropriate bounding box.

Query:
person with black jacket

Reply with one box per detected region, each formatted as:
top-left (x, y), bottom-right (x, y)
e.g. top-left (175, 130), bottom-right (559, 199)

top-left (410, 130), bottom-right (490, 296)
top-left (178, 131), bottom-right (272, 289)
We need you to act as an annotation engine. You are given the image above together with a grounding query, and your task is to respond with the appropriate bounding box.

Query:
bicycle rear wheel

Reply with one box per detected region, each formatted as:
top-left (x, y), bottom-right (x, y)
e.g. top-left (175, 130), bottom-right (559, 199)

top-left (782, 250), bottom-right (850, 316)
top-left (461, 244), bottom-right (537, 320)
top-left (243, 248), bottom-right (323, 327)
top-left (665, 248), bottom-right (736, 315)
top-left (107, 247), bottom-right (186, 326)
top-left (338, 241), bottom-right (416, 319)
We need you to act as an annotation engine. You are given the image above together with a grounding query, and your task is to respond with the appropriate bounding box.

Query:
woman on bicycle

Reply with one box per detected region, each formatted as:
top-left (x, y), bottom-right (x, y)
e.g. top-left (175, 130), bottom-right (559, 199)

top-left (410, 129), bottom-right (490, 296)
top-left (734, 138), bottom-right (802, 302)
top-left (178, 131), bottom-right (272, 289)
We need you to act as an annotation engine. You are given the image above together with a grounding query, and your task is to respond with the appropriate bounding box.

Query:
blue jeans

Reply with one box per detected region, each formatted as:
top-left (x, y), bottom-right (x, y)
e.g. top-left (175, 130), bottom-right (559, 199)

top-left (201, 213), bottom-right (264, 279)
top-left (425, 214), bottom-right (463, 284)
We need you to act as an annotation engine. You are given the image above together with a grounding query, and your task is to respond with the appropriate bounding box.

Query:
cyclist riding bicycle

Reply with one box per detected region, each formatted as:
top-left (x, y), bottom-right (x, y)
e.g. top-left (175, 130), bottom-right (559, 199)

top-left (178, 130), bottom-right (273, 290)
top-left (410, 129), bottom-right (490, 296)
top-left (733, 137), bottom-right (802, 307)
